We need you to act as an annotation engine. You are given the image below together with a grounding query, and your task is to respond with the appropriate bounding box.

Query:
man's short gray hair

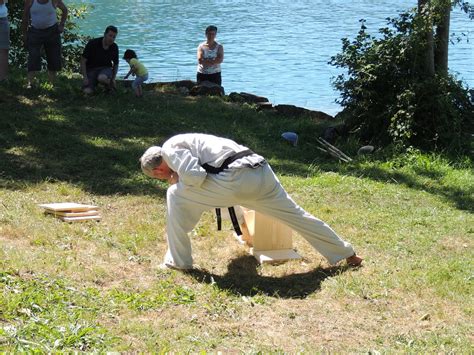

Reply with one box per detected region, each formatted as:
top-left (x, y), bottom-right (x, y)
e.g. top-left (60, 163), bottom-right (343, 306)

top-left (140, 146), bottom-right (163, 177)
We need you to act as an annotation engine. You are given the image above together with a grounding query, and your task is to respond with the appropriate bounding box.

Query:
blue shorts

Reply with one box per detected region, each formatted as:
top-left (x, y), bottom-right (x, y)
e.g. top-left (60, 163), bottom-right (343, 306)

top-left (84, 66), bottom-right (113, 89)
top-left (132, 73), bottom-right (148, 89)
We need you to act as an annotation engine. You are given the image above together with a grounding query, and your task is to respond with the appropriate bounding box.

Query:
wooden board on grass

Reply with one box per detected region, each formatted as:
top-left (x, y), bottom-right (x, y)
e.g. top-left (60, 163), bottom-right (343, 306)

top-left (59, 215), bottom-right (101, 222)
top-left (45, 210), bottom-right (100, 217)
top-left (39, 202), bottom-right (98, 212)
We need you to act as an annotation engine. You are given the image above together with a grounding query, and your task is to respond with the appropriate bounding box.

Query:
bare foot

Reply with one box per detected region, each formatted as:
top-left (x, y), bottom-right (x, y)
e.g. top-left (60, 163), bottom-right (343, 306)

top-left (346, 254), bottom-right (363, 266)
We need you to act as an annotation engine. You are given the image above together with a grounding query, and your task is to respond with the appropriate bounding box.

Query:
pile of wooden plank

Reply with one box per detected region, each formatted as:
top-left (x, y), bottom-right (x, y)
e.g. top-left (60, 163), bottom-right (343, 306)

top-left (39, 203), bottom-right (101, 222)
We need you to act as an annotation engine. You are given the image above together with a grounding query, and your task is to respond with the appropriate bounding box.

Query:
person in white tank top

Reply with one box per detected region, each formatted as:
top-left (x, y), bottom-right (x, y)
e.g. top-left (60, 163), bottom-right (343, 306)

top-left (21, 0), bottom-right (68, 88)
top-left (196, 25), bottom-right (224, 86)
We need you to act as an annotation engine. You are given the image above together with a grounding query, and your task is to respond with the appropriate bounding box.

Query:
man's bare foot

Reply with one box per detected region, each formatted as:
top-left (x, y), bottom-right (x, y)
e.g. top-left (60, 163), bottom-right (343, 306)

top-left (346, 254), bottom-right (363, 266)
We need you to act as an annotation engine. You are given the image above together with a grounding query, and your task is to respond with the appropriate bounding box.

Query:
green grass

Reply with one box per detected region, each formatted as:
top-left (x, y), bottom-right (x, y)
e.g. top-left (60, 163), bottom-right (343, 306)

top-left (0, 72), bottom-right (473, 352)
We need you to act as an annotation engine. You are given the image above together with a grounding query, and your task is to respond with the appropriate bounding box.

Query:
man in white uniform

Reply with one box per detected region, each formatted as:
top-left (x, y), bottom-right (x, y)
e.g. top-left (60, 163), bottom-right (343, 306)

top-left (140, 133), bottom-right (363, 270)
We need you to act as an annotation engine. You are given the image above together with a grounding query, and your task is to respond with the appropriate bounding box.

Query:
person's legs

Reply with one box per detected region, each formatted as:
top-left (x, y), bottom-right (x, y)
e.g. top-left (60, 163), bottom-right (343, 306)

top-left (83, 67), bottom-right (99, 94)
top-left (0, 17), bottom-right (9, 81)
top-left (0, 48), bottom-right (7, 81)
top-left (97, 67), bottom-right (113, 88)
top-left (196, 72), bottom-right (221, 85)
top-left (26, 28), bottom-right (44, 87)
top-left (132, 74), bottom-right (147, 97)
top-left (241, 164), bottom-right (357, 265)
top-left (164, 184), bottom-right (209, 269)
top-left (43, 25), bottom-right (62, 84)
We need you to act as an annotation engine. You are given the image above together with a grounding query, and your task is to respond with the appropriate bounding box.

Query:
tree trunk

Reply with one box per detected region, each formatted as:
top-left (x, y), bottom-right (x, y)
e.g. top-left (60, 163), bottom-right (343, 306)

top-left (418, 0), bottom-right (435, 77)
top-left (434, 1), bottom-right (451, 75)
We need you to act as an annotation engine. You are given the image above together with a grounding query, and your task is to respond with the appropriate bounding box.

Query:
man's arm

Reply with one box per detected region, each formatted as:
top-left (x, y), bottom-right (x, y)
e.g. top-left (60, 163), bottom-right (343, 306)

top-left (55, 0), bottom-right (68, 33)
top-left (21, 0), bottom-right (33, 46)
top-left (165, 148), bottom-right (207, 187)
top-left (111, 45), bottom-right (119, 84)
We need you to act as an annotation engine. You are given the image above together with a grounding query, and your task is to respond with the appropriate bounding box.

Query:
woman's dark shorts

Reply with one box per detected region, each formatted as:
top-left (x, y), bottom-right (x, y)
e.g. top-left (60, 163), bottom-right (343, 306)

top-left (27, 23), bottom-right (62, 72)
top-left (197, 72), bottom-right (222, 86)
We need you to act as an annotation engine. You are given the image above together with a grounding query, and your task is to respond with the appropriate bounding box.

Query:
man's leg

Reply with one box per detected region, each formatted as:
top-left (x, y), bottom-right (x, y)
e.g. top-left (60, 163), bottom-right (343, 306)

top-left (243, 164), bottom-right (358, 265)
top-left (97, 73), bottom-right (111, 86)
top-left (163, 184), bottom-right (209, 269)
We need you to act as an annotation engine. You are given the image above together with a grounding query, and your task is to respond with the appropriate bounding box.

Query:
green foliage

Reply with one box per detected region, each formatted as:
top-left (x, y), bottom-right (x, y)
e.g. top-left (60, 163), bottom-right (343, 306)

top-left (7, 1), bottom-right (90, 72)
top-left (330, 10), bottom-right (473, 152)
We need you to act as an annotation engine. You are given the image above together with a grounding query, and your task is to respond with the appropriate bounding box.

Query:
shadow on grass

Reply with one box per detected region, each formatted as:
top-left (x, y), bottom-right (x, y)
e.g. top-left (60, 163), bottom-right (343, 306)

top-left (186, 255), bottom-right (352, 299)
top-left (0, 75), bottom-right (471, 212)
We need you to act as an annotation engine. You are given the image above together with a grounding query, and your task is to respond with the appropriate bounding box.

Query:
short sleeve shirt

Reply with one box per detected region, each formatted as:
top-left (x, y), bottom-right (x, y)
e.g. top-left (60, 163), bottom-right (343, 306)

top-left (129, 58), bottom-right (148, 76)
top-left (82, 37), bottom-right (119, 70)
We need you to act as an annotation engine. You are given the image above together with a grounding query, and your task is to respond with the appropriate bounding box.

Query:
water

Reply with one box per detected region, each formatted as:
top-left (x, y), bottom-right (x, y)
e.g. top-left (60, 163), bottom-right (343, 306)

top-left (73, 0), bottom-right (473, 115)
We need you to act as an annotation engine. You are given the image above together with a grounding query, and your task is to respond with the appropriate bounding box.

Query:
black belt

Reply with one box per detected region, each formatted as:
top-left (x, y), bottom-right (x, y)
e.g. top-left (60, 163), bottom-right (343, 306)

top-left (201, 149), bottom-right (255, 236)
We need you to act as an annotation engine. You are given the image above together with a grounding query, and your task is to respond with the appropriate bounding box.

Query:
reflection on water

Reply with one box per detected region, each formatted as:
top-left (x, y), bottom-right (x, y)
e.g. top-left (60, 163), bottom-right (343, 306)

top-left (75, 0), bottom-right (473, 114)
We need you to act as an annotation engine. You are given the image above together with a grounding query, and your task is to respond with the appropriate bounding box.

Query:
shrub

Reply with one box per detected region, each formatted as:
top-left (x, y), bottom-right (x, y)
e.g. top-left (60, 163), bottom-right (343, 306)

top-left (330, 11), bottom-right (473, 152)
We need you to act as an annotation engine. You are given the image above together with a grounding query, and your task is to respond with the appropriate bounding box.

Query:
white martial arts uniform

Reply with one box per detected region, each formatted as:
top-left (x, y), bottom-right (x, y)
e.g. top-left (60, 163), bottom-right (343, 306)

top-left (159, 133), bottom-right (355, 269)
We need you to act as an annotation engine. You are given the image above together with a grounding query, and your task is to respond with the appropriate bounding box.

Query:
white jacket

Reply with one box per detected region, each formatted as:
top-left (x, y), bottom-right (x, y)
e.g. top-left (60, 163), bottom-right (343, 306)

top-left (161, 133), bottom-right (265, 187)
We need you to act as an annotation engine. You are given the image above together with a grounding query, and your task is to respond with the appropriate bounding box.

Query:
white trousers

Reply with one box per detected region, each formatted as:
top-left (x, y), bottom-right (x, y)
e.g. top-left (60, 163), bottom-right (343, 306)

top-left (164, 164), bottom-right (355, 269)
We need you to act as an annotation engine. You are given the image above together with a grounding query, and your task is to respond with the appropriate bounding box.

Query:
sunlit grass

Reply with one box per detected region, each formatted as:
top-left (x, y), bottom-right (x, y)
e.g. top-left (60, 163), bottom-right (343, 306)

top-left (0, 72), bottom-right (472, 352)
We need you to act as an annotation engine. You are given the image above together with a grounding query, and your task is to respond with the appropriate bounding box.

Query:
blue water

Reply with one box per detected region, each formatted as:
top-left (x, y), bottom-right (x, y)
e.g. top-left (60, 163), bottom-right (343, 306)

top-left (73, 0), bottom-right (473, 115)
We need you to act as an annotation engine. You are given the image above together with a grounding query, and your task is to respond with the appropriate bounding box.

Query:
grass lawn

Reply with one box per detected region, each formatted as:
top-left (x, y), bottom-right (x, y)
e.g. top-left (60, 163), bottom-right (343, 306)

top-left (0, 73), bottom-right (473, 352)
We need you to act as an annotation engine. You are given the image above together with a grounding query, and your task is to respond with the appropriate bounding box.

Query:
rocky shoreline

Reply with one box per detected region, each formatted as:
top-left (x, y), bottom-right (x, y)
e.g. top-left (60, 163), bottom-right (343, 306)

top-left (141, 80), bottom-right (336, 121)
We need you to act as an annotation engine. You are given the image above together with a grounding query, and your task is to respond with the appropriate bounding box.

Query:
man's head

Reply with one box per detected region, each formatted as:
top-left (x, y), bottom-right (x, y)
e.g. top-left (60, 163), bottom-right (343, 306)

top-left (140, 146), bottom-right (172, 180)
top-left (205, 25), bottom-right (217, 40)
top-left (103, 25), bottom-right (118, 46)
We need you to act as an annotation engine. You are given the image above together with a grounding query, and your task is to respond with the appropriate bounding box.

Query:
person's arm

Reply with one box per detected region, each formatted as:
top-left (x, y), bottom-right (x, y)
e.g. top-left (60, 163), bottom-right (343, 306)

top-left (124, 67), bottom-right (133, 79)
top-left (214, 44), bottom-right (224, 65)
top-left (110, 45), bottom-right (119, 86)
top-left (21, 0), bottom-right (32, 46)
top-left (55, 0), bottom-right (68, 33)
top-left (164, 148), bottom-right (207, 187)
top-left (197, 44), bottom-right (204, 64)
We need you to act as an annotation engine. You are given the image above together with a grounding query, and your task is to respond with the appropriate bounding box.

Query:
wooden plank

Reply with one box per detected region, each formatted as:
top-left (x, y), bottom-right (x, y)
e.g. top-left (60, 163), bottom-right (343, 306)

top-left (39, 202), bottom-right (98, 212)
top-left (45, 210), bottom-right (100, 217)
top-left (58, 215), bottom-right (101, 222)
top-left (250, 248), bottom-right (302, 264)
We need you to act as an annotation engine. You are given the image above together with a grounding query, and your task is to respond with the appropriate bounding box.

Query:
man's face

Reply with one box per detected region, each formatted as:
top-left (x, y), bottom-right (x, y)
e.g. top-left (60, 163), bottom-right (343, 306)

top-left (104, 30), bottom-right (117, 46)
top-left (206, 31), bottom-right (217, 42)
top-left (151, 160), bottom-right (172, 180)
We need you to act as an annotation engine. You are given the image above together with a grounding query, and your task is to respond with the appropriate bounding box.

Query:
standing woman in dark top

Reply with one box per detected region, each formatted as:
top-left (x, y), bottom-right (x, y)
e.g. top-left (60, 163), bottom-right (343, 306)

top-left (21, 0), bottom-right (68, 88)
top-left (80, 25), bottom-right (119, 94)
top-left (196, 25), bottom-right (224, 86)
top-left (0, 0), bottom-right (9, 81)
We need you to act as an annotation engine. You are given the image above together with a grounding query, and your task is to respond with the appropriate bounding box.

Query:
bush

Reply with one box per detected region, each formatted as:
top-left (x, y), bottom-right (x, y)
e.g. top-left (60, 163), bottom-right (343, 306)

top-left (330, 12), bottom-right (473, 152)
top-left (7, 1), bottom-right (90, 72)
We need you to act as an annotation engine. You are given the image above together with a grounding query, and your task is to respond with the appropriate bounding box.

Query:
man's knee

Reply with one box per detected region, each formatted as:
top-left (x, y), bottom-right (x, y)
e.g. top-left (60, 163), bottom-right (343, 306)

top-left (97, 74), bottom-right (110, 84)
